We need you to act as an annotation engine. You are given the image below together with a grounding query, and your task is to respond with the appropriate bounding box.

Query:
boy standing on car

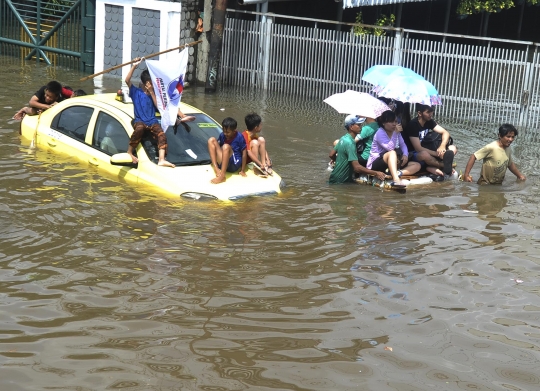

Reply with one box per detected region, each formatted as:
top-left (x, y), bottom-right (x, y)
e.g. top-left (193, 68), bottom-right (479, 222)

top-left (208, 117), bottom-right (247, 184)
top-left (125, 57), bottom-right (175, 167)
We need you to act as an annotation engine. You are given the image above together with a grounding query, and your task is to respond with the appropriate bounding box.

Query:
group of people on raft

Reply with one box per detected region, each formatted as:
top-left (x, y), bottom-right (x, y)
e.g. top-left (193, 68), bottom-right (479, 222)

top-left (329, 98), bottom-right (526, 187)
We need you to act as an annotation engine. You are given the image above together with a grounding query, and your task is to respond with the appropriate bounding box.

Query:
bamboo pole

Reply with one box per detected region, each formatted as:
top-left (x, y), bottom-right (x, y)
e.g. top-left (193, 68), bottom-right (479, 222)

top-left (80, 40), bottom-right (202, 82)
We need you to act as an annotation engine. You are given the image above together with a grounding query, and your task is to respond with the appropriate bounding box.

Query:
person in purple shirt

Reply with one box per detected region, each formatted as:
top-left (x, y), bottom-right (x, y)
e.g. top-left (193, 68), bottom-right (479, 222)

top-left (367, 110), bottom-right (421, 187)
top-left (207, 117), bottom-right (247, 184)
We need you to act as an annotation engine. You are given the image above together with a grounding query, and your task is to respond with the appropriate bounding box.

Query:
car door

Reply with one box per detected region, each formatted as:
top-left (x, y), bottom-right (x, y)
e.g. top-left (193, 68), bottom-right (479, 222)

top-left (43, 104), bottom-right (95, 155)
top-left (85, 107), bottom-right (141, 183)
top-left (46, 103), bottom-right (139, 184)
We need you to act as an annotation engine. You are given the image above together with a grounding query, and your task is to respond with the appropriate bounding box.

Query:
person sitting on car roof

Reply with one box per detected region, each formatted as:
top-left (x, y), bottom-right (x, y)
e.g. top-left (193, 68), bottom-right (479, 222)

top-left (125, 57), bottom-right (175, 168)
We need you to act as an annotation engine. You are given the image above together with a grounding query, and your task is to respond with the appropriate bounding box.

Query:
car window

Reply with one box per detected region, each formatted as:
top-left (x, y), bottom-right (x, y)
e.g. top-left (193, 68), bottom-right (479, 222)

top-left (142, 113), bottom-right (222, 166)
top-left (93, 112), bottom-right (129, 155)
top-left (51, 106), bottom-right (93, 141)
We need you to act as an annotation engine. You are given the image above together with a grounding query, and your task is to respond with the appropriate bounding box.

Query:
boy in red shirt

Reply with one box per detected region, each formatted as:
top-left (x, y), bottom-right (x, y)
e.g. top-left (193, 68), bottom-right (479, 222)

top-left (242, 113), bottom-right (272, 175)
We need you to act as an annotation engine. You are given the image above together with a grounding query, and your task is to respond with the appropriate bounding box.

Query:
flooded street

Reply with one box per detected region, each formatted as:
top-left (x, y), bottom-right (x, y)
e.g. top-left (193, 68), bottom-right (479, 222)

top-left (1, 57), bottom-right (540, 391)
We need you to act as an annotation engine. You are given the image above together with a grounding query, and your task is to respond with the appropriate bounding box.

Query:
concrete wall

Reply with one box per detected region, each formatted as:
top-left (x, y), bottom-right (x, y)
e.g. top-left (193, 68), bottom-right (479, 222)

top-left (94, 0), bottom-right (182, 85)
top-left (177, 0), bottom-right (205, 85)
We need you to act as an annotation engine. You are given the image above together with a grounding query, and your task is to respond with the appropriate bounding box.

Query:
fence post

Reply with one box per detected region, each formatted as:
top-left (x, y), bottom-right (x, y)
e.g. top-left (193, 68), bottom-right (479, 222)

top-left (518, 61), bottom-right (533, 128)
top-left (393, 29), bottom-right (403, 66)
top-left (262, 15), bottom-right (273, 90)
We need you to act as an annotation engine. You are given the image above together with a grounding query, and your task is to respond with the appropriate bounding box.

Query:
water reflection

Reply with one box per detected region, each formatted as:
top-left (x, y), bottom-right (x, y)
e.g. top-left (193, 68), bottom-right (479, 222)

top-left (1, 57), bottom-right (540, 390)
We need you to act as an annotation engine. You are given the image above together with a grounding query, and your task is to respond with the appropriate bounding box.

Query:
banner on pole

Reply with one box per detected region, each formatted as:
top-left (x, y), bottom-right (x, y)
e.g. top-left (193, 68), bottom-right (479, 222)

top-left (146, 48), bottom-right (189, 131)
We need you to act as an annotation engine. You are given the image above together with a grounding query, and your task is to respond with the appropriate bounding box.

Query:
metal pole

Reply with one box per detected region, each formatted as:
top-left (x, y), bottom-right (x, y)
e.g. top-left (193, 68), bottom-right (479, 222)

top-left (336, 2), bottom-right (343, 33)
top-left (442, 0), bottom-right (451, 44)
top-left (517, 0), bottom-right (525, 40)
top-left (261, 1), bottom-right (267, 24)
top-left (36, 0), bottom-right (41, 63)
top-left (396, 3), bottom-right (402, 28)
top-left (258, 1), bottom-right (268, 88)
top-left (263, 15), bottom-right (273, 90)
top-left (205, 0), bottom-right (227, 93)
top-left (393, 29), bottom-right (402, 66)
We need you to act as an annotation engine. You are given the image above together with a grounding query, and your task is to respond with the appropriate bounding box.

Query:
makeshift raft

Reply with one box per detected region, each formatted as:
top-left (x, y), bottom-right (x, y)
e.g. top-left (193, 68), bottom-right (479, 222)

top-left (353, 171), bottom-right (459, 193)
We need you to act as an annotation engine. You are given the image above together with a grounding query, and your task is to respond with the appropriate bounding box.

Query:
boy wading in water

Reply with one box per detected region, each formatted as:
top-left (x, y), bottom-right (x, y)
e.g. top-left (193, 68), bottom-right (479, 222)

top-left (207, 117), bottom-right (247, 184)
top-left (463, 123), bottom-right (526, 184)
top-left (13, 81), bottom-right (66, 120)
top-left (126, 57), bottom-right (174, 167)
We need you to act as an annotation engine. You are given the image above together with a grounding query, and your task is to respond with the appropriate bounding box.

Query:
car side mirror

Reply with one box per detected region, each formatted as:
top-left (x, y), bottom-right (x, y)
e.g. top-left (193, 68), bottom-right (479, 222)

top-left (111, 153), bottom-right (137, 167)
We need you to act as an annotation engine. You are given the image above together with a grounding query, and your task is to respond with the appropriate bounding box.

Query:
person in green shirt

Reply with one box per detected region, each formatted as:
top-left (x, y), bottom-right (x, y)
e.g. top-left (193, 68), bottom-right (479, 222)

top-left (329, 115), bottom-right (386, 184)
top-left (356, 117), bottom-right (378, 167)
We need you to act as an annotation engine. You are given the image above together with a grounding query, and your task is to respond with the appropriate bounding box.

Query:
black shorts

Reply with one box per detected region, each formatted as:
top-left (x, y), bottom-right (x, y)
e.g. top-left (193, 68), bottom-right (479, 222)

top-left (371, 156), bottom-right (388, 172)
top-left (371, 151), bottom-right (407, 172)
top-left (358, 156), bottom-right (368, 167)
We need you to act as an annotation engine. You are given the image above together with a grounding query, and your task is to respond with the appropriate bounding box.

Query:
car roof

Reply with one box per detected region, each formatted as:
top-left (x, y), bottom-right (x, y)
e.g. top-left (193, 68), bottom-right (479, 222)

top-left (75, 93), bottom-right (205, 116)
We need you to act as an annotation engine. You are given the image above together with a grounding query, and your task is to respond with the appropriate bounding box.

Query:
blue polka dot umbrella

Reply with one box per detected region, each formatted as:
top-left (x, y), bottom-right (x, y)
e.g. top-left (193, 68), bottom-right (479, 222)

top-left (374, 75), bottom-right (442, 106)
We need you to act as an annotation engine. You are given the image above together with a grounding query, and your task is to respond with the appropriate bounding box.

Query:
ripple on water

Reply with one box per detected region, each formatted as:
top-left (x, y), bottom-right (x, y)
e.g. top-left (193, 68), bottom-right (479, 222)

top-left (2, 63), bottom-right (540, 390)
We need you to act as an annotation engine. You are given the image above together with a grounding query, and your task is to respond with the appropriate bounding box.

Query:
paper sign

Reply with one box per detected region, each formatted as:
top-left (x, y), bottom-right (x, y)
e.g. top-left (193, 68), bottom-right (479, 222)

top-left (186, 149), bottom-right (197, 159)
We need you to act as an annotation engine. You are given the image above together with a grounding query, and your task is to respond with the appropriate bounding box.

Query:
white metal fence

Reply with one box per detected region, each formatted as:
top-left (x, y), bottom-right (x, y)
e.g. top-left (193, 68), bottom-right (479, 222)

top-left (221, 10), bottom-right (540, 134)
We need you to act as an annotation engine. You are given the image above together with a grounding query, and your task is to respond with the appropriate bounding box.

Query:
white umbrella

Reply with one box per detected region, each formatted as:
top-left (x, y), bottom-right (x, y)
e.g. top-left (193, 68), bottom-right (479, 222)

top-left (323, 90), bottom-right (390, 119)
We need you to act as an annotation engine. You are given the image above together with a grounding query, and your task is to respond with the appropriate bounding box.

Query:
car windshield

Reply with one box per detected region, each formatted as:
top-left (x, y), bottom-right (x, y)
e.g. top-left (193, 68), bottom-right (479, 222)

top-left (141, 113), bottom-right (222, 166)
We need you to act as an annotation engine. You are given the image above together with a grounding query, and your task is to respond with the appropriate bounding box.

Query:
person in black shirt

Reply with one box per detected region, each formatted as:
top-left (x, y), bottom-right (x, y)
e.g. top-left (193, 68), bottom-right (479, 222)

top-left (13, 81), bottom-right (66, 120)
top-left (402, 104), bottom-right (457, 177)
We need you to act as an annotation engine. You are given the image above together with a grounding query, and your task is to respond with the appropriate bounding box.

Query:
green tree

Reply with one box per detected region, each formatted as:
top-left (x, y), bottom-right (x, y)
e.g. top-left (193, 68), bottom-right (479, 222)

top-left (457, 0), bottom-right (538, 15)
top-left (353, 12), bottom-right (395, 37)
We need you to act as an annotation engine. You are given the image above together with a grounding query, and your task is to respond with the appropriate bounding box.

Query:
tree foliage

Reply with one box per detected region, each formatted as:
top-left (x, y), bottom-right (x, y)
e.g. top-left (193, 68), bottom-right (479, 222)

top-left (457, 0), bottom-right (539, 15)
top-left (353, 12), bottom-right (395, 37)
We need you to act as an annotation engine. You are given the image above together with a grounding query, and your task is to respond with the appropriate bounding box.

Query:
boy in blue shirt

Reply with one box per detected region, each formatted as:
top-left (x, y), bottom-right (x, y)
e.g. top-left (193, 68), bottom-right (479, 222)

top-left (126, 57), bottom-right (174, 167)
top-left (207, 117), bottom-right (247, 184)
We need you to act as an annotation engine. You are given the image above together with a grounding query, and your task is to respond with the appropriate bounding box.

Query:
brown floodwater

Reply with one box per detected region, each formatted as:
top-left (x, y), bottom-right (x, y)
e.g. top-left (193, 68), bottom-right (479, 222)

top-left (1, 56), bottom-right (539, 391)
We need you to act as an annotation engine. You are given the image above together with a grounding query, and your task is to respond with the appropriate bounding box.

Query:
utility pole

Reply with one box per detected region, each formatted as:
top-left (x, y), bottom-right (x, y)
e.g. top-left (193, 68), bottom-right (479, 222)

top-left (196, 0), bottom-right (212, 84)
top-left (205, 0), bottom-right (227, 93)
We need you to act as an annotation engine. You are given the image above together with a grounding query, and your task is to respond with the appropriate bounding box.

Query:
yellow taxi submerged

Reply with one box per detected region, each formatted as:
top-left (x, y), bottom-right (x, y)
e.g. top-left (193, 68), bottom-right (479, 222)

top-left (20, 93), bottom-right (284, 201)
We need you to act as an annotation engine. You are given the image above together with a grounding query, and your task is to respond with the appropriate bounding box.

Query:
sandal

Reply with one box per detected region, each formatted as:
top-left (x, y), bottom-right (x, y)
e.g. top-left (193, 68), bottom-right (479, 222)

top-left (389, 181), bottom-right (407, 188)
top-left (252, 162), bottom-right (269, 177)
top-left (442, 150), bottom-right (454, 176)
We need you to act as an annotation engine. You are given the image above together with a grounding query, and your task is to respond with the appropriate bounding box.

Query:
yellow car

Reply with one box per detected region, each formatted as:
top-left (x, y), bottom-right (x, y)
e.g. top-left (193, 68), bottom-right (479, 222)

top-left (19, 93), bottom-right (284, 201)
